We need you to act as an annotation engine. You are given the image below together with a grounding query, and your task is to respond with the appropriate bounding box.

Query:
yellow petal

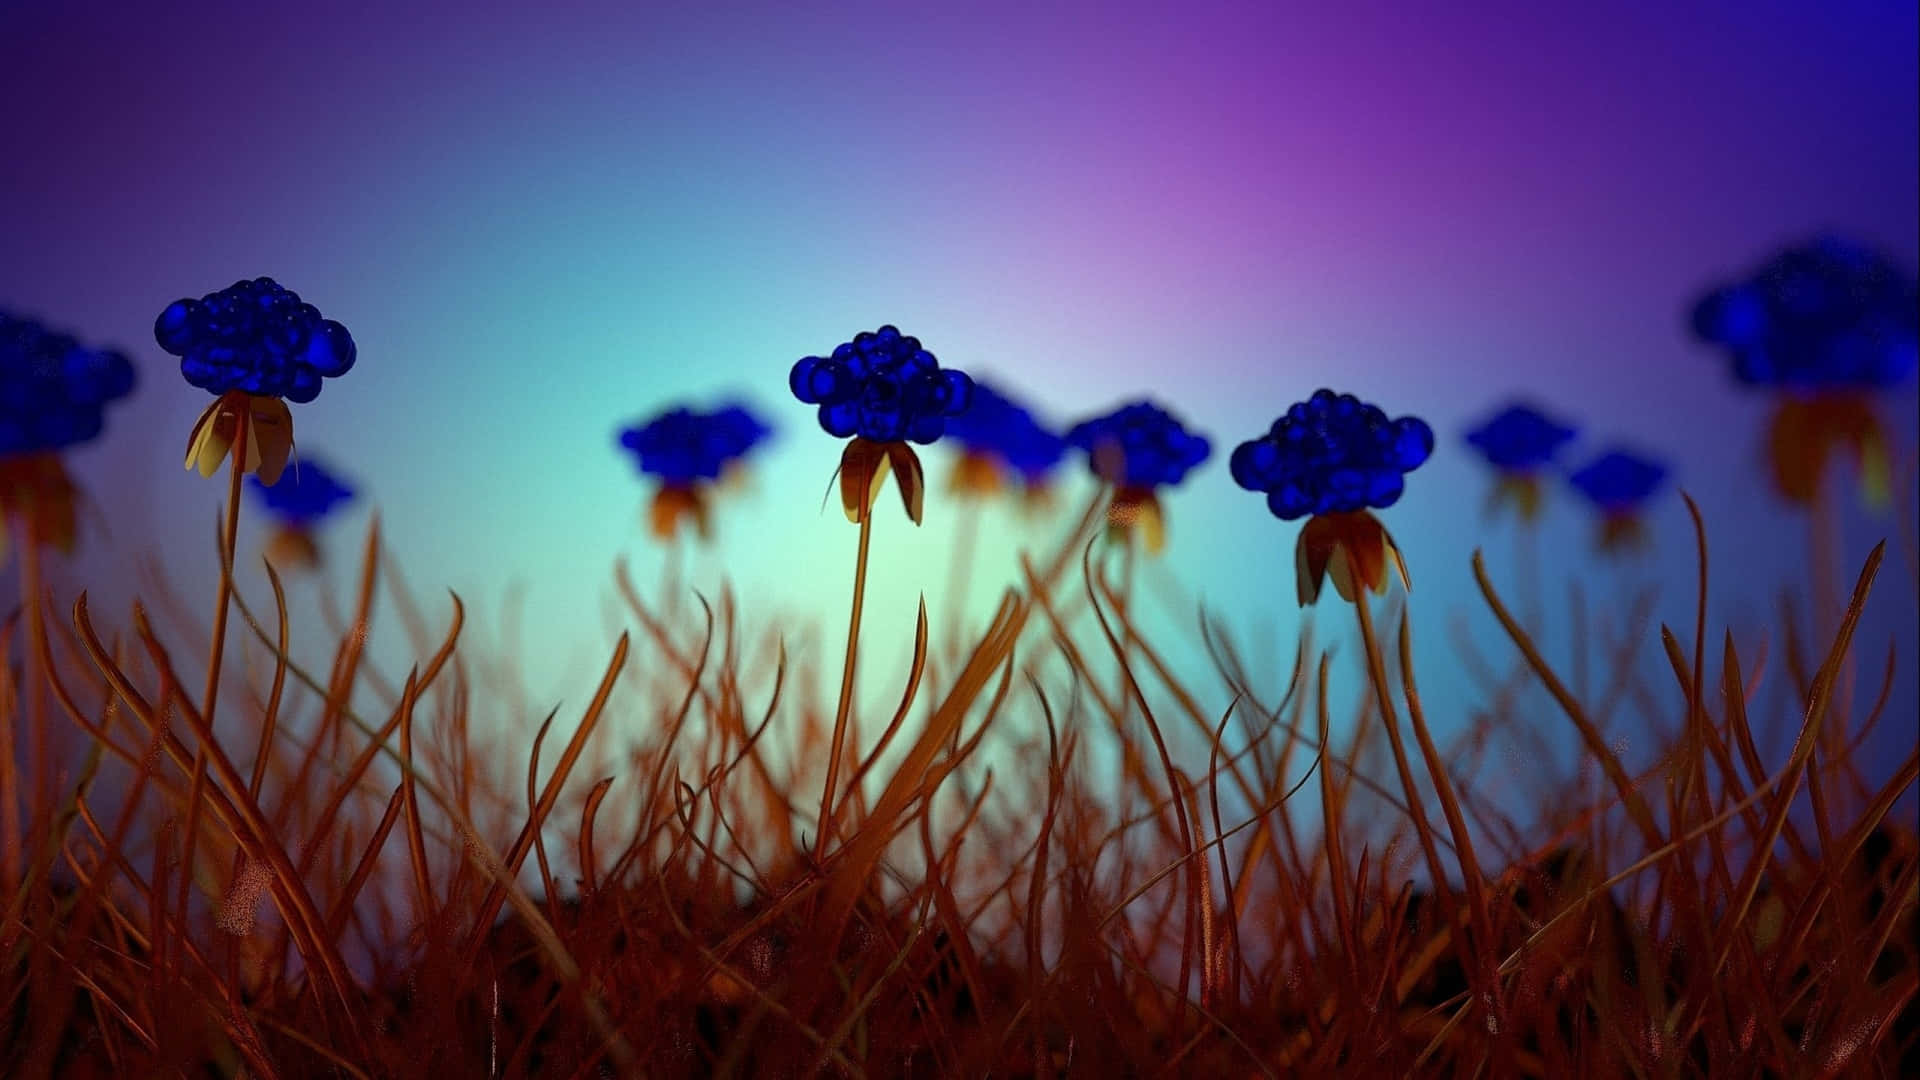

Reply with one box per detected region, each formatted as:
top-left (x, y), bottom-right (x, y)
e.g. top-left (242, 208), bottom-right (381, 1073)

top-left (185, 394), bottom-right (238, 478)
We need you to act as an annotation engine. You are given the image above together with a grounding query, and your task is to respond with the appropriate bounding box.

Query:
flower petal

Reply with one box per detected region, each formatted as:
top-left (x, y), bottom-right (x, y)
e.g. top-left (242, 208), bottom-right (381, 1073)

top-left (839, 437), bottom-right (892, 523)
top-left (185, 393), bottom-right (240, 478)
top-left (265, 526), bottom-right (322, 571)
top-left (885, 442), bottom-right (925, 525)
top-left (248, 397), bottom-right (296, 486)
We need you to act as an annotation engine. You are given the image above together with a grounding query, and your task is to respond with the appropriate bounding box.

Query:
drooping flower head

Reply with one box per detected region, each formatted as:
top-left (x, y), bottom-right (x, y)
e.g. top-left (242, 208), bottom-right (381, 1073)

top-left (155, 278), bottom-right (357, 485)
top-left (1567, 448), bottom-right (1668, 553)
top-left (789, 326), bottom-right (974, 524)
top-left (0, 312), bottom-right (138, 556)
top-left (1691, 236), bottom-right (1918, 391)
top-left (944, 377), bottom-right (1069, 502)
top-left (1066, 399), bottom-right (1210, 553)
top-left (1232, 389), bottom-right (1434, 605)
top-left (1461, 401), bottom-right (1579, 522)
top-left (248, 456), bottom-right (357, 570)
top-left (1690, 238), bottom-right (1916, 508)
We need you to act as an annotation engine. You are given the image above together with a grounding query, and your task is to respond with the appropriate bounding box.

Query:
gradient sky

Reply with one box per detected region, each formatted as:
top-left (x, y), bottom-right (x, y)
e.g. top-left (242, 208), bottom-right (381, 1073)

top-left (4, 1), bottom-right (1917, 834)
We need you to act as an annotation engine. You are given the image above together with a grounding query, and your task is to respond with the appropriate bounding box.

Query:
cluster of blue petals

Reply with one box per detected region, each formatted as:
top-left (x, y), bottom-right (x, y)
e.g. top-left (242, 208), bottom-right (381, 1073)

top-left (1066, 400), bottom-right (1211, 489)
top-left (1464, 402), bottom-right (1577, 472)
top-left (249, 457), bottom-right (355, 525)
top-left (1231, 389), bottom-right (1434, 520)
top-left (946, 378), bottom-right (1068, 481)
top-left (619, 402), bottom-right (773, 485)
top-left (0, 312), bottom-right (137, 455)
top-left (1691, 236), bottom-right (1919, 390)
top-left (789, 326), bottom-right (974, 443)
top-left (155, 278), bottom-right (357, 402)
top-left (1568, 450), bottom-right (1666, 513)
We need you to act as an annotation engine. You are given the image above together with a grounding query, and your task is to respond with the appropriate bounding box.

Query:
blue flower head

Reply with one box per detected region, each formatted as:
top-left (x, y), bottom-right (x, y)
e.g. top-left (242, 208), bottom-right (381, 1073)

top-left (1691, 236), bottom-right (1919, 391)
top-left (0, 312), bottom-right (137, 456)
top-left (1066, 400), bottom-right (1211, 489)
top-left (1464, 402), bottom-right (1578, 472)
top-left (618, 406), bottom-right (736, 485)
top-left (947, 378), bottom-right (1068, 482)
top-left (155, 277), bottom-right (356, 403)
top-left (788, 325), bottom-right (974, 443)
top-left (1568, 449), bottom-right (1667, 514)
top-left (708, 402), bottom-right (773, 466)
top-left (248, 457), bottom-right (355, 525)
top-left (1231, 389), bottom-right (1434, 520)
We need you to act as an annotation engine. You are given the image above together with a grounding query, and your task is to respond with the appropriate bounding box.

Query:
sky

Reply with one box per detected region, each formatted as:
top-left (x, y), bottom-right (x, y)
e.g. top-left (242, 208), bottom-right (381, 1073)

top-left (3, 1), bottom-right (1917, 842)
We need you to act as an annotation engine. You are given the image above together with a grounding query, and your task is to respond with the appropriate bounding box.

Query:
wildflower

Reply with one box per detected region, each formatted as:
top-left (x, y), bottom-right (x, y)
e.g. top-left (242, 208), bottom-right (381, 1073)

top-left (944, 378), bottom-right (1068, 512)
top-left (789, 325), bottom-right (973, 524)
top-left (617, 403), bottom-right (772, 540)
top-left (155, 277), bottom-right (357, 486)
top-left (1463, 401), bottom-right (1578, 522)
top-left (248, 456), bottom-right (356, 570)
top-left (0, 312), bottom-right (137, 557)
top-left (1566, 449), bottom-right (1668, 553)
top-left (1230, 389), bottom-right (1432, 604)
top-left (1690, 236), bottom-right (1917, 506)
top-left (709, 400), bottom-right (774, 493)
top-left (1065, 400), bottom-right (1210, 553)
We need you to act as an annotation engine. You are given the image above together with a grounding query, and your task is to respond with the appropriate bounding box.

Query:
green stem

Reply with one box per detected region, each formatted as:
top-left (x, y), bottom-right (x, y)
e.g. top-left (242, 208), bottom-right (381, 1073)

top-left (816, 504), bottom-right (874, 864)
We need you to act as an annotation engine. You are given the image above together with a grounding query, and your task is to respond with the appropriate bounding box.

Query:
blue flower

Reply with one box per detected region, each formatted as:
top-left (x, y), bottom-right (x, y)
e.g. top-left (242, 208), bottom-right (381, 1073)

top-left (789, 325), bottom-right (973, 444)
top-left (1066, 400), bottom-right (1211, 489)
top-left (155, 277), bottom-right (356, 404)
top-left (1691, 236), bottom-right (1918, 391)
top-left (1567, 449), bottom-right (1667, 514)
top-left (708, 401), bottom-right (773, 466)
top-left (1230, 389), bottom-right (1432, 521)
top-left (618, 406), bottom-right (737, 485)
top-left (1463, 402), bottom-right (1577, 473)
top-left (947, 378), bottom-right (1068, 484)
top-left (0, 312), bottom-right (137, 456)
top-left (248, 457), bottom-right (355, 525)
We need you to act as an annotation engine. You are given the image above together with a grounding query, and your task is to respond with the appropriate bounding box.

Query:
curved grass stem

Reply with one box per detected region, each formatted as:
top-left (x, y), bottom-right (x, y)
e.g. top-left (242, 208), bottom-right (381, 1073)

top-left (816, 505), bottom-right (874, 864)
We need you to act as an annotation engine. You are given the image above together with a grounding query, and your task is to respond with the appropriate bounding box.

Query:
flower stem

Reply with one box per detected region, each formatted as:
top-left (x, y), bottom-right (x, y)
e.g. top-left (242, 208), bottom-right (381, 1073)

top-left (816, 505), bottom-right (874, 864)
top-left (6, 515), bottom-right (48, 889)
top-left (1116, 531), bottom-right (1137, 729)
top-left (203, 412), bottom-right (250, 727)
top-left (941, 503), bottom-right (981, 669)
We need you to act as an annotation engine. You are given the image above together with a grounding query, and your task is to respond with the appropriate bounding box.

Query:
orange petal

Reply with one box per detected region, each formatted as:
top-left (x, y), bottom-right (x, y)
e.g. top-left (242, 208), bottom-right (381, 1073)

top-left (248, 397), bottom-right (296, 486)
top-left (1491, 474), bottom-right (1543, 522)
top-left (1296, 516), bottom-right (1335, 607)
top-left (950, 451), bottom-right (1005, 497)
top-left (885, 442), bottom-right (926, 525)
top-left (838, 438), bottom-right (892, 524)
top-left (647, 485), bottom-right (712, 542)
top-left (264, 526), bottom-right (322, 571)
top-left (1377, 517), bottom-right (1411, 594)
top-left (1598, 514), bottom-right (1646, 553)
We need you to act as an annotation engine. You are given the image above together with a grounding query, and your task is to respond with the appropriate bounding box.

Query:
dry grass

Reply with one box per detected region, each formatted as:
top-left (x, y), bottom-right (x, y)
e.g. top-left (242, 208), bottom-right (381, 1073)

top-left (2, 484), bottom-right (1916, 1079)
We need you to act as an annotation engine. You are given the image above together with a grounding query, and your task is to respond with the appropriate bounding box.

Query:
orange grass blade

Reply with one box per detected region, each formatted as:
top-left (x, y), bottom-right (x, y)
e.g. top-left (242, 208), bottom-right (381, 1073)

top-left (467, 632), bottom-right (629, 950)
